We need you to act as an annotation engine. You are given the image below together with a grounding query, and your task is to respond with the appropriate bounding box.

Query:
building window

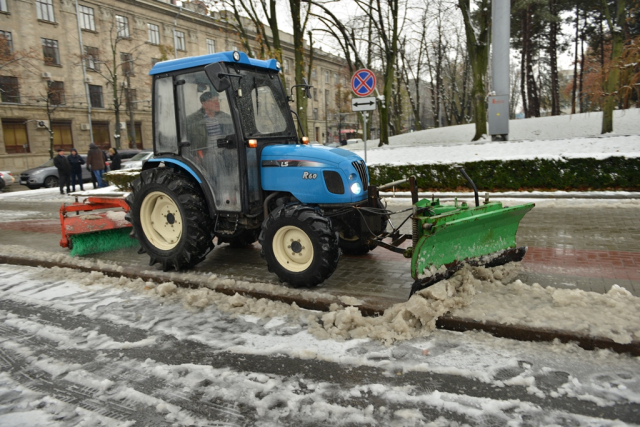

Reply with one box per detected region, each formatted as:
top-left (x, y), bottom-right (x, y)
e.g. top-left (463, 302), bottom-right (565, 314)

top-left (126, 88), bottom-right (137, 110)
top-left (312, 68), bottom-right (316, 80)
top-left (89, 84), bottom-right (103, 108)
top-left (41, 38), bottom-right (60, 65)
top-left (284, 58), bottom-right (291, 74)
top-left (175, 31), bottom-right (185, 51)
top-left (0, 31), bottom-right (12, 55)
top-left (2, 119), bottom-right (29, 154)
top-left (0, 0), bottom-right (7, 13)
top-left (325, 89), bottom-right (330, 106)
top-left (52, 121), bottom-right (73, 151)
top-left (206, 38), bottom-right (215, 54)
top-left (325, 70), bottom-right (329, 83)
top-left (78, 5), bottom-right (95, 31)
top-left (148, 23), bottom-right (159, 45)
top-left (48, 81), bottom-right (65, 105)
top-left (116, 15), bottom-right (129, 38)
top-left (84, 46), bottom-right (99, 71)
top-left (121, 52), bottom-right (133, 75)
top-left (36, 0), bottom-right (54, 22)
top-left (313, 108), bottom-right (318, 120)
top-left (0, 76), bottom-right (19, 103)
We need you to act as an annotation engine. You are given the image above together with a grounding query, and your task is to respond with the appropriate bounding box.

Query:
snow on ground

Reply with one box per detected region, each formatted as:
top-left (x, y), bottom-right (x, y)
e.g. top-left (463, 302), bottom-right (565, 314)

top-left (0, 263), bottom-right (639, 426)
top-left (345, 109), bottom-right (640, 166)
top-left (1, 244), bottom-right (638, 347)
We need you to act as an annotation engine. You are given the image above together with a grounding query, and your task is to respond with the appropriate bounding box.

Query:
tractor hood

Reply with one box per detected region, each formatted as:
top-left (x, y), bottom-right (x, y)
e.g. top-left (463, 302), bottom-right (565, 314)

top-left (260, 144), bottom-right (370, 204)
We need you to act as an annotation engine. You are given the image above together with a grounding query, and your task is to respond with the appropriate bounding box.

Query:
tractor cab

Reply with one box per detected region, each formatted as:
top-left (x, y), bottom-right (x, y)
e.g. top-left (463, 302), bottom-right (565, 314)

top-left (149, 51), bottom-right (298, 217)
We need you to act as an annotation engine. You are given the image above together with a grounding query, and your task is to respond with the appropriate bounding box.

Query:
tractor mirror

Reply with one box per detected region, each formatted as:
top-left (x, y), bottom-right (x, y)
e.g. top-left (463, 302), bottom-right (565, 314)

top-left (303, 78), bottom-right (312, 99)
top-left (205, 63), bottom-right (231, 92)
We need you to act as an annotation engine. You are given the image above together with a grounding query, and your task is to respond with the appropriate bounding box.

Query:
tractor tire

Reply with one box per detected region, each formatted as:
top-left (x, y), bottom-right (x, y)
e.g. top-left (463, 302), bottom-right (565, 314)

top-left (216, 229), bottom-right (260, 248)
top-left (126, 168), bottom-right (214, 271)
top-left (339, 233), bottom-right (377, 256)
top-left (339, 200), bottom-right (388, 256)
top-left (44, 176), bottom-right (59, 188)
top-left (260, 204), bottom-right (339, 287)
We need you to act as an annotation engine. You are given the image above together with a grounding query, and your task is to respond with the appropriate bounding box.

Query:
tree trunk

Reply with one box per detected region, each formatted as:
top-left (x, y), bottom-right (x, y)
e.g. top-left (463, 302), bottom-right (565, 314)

top-left (579, 26), bottom-right (585, 113)
top-left (521, 8), bottom-right (528, 117)
top-left (548, 0), bottom-right (560, 116)
top-left (289, 0), bottom-right (308, 137)
top-left (459, 0), bottom-right (490, 141)
top-left (571, 3), bottom-right (579, 114)
top-left (377, 0), bottom-right (399, 146)
top-left (601, 0), bottom-right (626, 133)
top-left (525, 5), bottom-right (540, 117)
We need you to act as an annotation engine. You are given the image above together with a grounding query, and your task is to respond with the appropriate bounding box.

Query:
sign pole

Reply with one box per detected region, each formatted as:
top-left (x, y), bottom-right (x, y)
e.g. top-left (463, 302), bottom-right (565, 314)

top-left (363, 112), bottom-right (368, 163)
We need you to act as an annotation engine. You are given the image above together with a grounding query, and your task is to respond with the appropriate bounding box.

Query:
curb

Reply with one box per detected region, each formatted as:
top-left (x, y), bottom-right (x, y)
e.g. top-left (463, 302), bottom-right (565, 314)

top-left (380, 192), bottom-right (640, 200)
top-left (1, 254), bottom-right (638, 356)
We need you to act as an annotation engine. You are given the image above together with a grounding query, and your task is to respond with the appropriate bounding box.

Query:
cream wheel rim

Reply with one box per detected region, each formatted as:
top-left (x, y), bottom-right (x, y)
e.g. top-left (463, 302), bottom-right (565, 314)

top-left (140, 191), bottom-right (183, 251)
top-left (272, 225), bottom-right (314, 272)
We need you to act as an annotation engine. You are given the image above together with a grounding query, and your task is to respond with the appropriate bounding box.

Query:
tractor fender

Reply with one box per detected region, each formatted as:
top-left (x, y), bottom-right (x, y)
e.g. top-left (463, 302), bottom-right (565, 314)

top-left (143, 157), bottom-right (217, 216)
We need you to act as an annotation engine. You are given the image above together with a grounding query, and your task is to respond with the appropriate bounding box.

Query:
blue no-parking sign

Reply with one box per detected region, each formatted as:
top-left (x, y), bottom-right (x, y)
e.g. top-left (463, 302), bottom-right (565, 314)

top-left (351, 69), bottom-right (376, 97)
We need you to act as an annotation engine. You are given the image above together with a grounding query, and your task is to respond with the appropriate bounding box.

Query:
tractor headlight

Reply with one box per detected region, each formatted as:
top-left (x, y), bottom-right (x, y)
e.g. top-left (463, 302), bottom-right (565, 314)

top-left (350, 182), bottom-right (362, 195)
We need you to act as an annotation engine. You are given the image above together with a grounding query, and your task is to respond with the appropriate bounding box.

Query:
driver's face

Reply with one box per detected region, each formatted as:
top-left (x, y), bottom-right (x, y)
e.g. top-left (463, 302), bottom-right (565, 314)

top-left (202, 97), bottom-right (220, 116)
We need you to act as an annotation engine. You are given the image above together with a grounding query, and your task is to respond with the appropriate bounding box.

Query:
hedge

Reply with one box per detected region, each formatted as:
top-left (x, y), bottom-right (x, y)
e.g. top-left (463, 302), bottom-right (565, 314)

top-left (369, 157), bottom-right (640, 192)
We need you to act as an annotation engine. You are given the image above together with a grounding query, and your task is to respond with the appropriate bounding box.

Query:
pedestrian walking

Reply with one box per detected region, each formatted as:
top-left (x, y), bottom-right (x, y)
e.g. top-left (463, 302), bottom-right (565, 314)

top-left (86, 143), bottom-right (107, 188)
top-left (67, 148), bottom-right (85, 192)
top-left (53, 148), bottom-right (71, 194)
top-left (109, 147), bottom-right (122, 170)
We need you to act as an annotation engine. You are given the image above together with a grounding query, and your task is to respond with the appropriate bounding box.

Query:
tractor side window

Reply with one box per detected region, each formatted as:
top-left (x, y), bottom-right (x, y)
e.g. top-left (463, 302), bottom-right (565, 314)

top-left (235, 69), bottom-right (295, 138)
top-left (154, 76), bottom-right (178, 154)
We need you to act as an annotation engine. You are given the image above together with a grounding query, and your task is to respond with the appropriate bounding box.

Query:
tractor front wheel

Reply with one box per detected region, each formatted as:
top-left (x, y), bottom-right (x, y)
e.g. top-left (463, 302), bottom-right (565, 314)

top-left (260, 205), bottom-right (339, 287)
top-left (126, 168), bottom-right (214, 271)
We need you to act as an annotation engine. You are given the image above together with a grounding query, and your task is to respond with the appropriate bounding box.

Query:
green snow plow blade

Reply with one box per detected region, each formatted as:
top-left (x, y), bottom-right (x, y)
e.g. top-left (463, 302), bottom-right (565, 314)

top-left (410, 199), bottom-right (534, 296)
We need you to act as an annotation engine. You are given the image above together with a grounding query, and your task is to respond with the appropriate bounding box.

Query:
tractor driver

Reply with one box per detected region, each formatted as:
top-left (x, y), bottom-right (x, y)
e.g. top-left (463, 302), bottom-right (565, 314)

top-left (185, 91), bottom-right (233, 154)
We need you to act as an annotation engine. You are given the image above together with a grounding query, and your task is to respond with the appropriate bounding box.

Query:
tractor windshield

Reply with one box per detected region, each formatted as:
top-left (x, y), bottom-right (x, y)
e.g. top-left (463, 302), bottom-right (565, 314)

top-left (232, 67), bottom-right (296, 139)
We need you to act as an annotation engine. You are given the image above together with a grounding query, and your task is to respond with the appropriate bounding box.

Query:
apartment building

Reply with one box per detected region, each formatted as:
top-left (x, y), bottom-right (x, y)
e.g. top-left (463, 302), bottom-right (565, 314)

top-left (0, 0), bottom-right (347, 173)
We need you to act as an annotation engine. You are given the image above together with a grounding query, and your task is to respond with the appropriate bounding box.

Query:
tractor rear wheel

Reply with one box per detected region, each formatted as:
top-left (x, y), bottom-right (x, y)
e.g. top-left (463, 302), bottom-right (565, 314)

top-left (126, 168), bottom-right (214, 271)
top-left (260, 205), bottom-right (339, 287)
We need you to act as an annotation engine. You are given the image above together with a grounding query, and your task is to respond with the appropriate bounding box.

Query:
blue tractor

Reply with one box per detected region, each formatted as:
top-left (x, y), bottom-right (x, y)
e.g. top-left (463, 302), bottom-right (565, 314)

top-left (126, 51), bottom-right (386, 287)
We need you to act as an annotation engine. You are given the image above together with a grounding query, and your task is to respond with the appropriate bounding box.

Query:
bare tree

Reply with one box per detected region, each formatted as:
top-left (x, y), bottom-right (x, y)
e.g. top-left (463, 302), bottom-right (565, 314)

top-left (83, 21), bottom-right (144, 149)
top-left (458, 0), bottom-right (491, 140)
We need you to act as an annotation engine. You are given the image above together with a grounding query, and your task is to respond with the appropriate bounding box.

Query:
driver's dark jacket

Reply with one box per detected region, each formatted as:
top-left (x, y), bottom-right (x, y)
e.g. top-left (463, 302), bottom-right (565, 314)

top-left (185, 109), bottom-right (234, 150)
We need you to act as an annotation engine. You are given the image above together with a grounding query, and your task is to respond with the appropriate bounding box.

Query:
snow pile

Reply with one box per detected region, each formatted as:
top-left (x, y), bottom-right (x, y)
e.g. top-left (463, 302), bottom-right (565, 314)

top-left (457, 278), bottom-right (640, 344)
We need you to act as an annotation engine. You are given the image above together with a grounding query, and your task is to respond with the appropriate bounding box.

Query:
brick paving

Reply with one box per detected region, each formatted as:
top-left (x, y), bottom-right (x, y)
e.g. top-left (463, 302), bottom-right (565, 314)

top-left (1, 199), bottom-right (639, 300)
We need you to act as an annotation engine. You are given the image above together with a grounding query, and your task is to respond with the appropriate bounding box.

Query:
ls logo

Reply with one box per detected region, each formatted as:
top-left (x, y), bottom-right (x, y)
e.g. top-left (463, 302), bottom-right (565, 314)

top-left (302, 171), bottom-right (317, 180)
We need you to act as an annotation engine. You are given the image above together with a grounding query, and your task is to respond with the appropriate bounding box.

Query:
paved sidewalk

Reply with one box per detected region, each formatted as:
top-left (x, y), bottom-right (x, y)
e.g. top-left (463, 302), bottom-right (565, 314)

top-left (1, 197), bottom-right (639, 301)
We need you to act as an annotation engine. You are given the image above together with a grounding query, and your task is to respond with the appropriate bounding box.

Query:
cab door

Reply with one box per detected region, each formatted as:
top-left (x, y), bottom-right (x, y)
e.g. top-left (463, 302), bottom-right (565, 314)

top-left (176, 70), bottom-right (242, 212)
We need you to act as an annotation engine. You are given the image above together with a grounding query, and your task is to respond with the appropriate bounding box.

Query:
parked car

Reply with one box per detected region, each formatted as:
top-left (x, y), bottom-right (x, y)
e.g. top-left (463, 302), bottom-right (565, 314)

top-left (0, 170), bottom-right (15, 190)
top-left (346, 138), bottom-right (364, 145)
top-left (121, 151), bottom-right (153, 170)
top-left (105, 148), bottom-right (141, 170)
top-left (19, 155), bottom-right (92, 189)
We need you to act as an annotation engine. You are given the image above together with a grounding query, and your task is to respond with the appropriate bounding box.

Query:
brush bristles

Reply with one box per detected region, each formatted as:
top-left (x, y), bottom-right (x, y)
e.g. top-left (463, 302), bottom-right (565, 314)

top-left (70, 228), bottom-right (138, 257)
